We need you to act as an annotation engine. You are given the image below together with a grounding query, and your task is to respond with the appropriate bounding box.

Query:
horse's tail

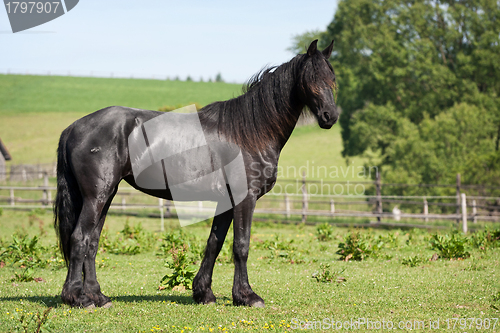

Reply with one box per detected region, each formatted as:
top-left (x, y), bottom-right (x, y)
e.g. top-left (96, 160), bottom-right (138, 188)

top-left (54, 125), bottom-right (82, 266)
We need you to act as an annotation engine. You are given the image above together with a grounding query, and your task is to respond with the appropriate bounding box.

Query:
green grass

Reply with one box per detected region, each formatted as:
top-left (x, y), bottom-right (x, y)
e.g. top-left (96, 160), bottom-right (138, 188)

top-left (0, 74), bottom-right (240, 164)
top-left (278, 125), bottom-right (367, 181)
top-left (0, 74), bottom-right (367, 181)
top-left (0, 75), bottom-right (242, 115)
top-left (0, 210), bottom-right (499, 332)
top-left (0, 112), bottom-right (84, 164)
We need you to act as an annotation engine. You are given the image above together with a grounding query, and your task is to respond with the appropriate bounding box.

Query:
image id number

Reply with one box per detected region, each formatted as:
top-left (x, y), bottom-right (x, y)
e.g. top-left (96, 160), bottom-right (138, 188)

top-left (5, 2), bottom-right (60, 14)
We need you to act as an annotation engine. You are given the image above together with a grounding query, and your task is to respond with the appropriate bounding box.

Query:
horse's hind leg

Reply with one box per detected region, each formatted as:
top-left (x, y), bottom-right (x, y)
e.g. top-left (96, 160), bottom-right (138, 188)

top-left (193, 208), bottom-right (233, 304)
top-left (61, 187), bottom-right (117, 308)
top-left (81, 187), bottom-right (117, 308)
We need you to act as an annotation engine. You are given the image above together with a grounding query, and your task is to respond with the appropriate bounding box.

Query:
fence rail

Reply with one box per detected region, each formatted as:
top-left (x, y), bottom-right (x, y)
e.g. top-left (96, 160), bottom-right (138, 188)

top-left (1, 182), bottom-right (500, 232)
top-left (0, 163), bottom-right (56, 181)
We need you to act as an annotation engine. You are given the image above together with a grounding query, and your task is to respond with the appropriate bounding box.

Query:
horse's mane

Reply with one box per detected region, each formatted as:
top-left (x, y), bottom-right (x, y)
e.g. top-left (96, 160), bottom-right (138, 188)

top-left (198, 54), bottom-right (309, 153)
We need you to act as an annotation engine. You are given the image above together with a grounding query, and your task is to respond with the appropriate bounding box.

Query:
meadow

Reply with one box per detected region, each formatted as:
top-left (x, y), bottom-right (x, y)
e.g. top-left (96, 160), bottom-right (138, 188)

top-left (0, 74), bottom-right (366, 181)
top-left (1, 74), bottom-right (498, 333)
top-left (0, 74), bottom-right (242, 164)
top-left (0, 209), bottom-right (499, 332)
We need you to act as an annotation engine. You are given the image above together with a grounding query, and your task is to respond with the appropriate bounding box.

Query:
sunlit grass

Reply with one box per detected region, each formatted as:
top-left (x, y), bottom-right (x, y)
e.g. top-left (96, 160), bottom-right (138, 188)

top-left (0, 210), bottom-right (498, 332)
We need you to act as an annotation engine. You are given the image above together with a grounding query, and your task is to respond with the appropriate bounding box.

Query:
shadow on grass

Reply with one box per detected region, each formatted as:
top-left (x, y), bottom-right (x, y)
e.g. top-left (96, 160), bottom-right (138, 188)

top-left (0, 293), bottom-right (234, 307)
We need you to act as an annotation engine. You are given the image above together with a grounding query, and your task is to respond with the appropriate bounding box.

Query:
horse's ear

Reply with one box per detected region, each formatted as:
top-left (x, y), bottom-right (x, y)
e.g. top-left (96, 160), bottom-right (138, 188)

top-left (307, 40), bottom-right (318, 56)
top-left (322, 40), bottom-right (334, 59)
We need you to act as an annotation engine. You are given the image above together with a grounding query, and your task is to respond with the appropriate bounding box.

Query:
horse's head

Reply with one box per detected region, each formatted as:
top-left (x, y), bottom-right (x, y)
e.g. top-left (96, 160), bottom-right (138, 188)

top-left (298, 39), bottom-right (338, 129)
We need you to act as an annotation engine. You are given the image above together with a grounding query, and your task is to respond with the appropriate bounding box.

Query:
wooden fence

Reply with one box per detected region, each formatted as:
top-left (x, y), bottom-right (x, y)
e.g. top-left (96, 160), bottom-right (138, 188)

top-left (1, 181), bottom-right (499, 233)
top-left (0, 163), bottom-right (56, 181)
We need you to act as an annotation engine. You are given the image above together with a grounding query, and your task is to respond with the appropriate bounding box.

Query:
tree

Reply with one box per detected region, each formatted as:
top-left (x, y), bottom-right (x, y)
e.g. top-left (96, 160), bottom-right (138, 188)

top-left (287, 30), bottom-right (323, 55)
top-left (292, 0), bottom-right (500, 187)
top-left (215, 72), bottom-right (224, 83)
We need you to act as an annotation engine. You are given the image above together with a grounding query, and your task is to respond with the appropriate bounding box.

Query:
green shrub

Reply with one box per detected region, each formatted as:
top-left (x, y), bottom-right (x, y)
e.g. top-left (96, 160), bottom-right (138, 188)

top-left (12, 267), bottom-right (35, 282)
top-left (255, 234), bottom-right (305, 264)
top-left (336, 231), bottom-right (383, 261)
top-left (100, 222), bottom-right (155, 255)
top-left (120, 221), bottom-right (156, 251)
top-left (316, 223), bottom-right (334, 241)
top-left (255, 234), bottom-right (296, 251)
top-left (401, 255), bottom-right (422, 267)
top-left (469, 228), bottom-right (500, 251)
top-left (0, 234), bottom-right (49, 282)
top-left (157, 229), bottom-right (188, 255)
top-left (157, 229), bottom-right (204, 261)
top-left (0, 207), bottom-right (3, 216)
top-left (0, 234), bottom-right (47, 269)
top-left (377, 232), bottom-right (400, 248)
top-left (100, 228), bottom-right (141, 255)
top-left (159, 245), bottom-right (197, 290)
top-left (429, 233), bottom-right (470, 259)
top-left (311, 263), bottom-right (346, 284)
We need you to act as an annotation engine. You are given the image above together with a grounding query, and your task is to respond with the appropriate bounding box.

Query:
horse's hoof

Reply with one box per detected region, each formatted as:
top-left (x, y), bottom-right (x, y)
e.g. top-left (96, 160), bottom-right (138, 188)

top-left (250, 301), bottom-right (265, 308)
top-left (85, 304), bottom-right (96, 310)
top-left (101, 302), bottom-right (113, 309)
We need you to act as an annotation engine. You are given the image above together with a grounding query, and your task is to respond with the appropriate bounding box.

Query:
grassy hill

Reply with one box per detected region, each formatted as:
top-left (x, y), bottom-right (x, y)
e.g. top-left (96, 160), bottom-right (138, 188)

top-left (0, 74), bottom-right (242, 115)
top-left (0, 74), bottom-right (366, 181)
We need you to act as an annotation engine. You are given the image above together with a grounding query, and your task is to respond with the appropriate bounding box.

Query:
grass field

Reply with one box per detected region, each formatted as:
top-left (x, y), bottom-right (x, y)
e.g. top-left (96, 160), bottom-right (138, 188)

top-left (1, 72), bottom-right (499, 333)
top-left (0, 74), bottom-right (366, 181)
top-left (0, 209), bottom-right (499, 332)
top-left (0, 75), bottom-right (242, 116)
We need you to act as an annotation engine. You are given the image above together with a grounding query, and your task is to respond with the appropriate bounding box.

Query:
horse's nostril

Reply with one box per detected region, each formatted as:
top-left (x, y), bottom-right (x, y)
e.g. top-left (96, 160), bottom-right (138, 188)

top-left (323, 112), bottom-right (330, 121)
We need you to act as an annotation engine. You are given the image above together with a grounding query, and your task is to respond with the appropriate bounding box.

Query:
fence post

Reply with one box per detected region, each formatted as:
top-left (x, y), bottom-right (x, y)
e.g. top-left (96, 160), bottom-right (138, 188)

top-left (301, 172), bottom-right (307, 223)
top-left (159, 198), bottom-right (164, 232)
top-left (461, 193), bottom-right (467, 233)
top-left (330, 199), bottom-right (335, 216)
top-left (165, 200), bottom-right (171, 217)
top-left (423, 197), bottom-right (428, 223)
top-left (121, 197), bottom-right (126, 211)
top-left (456, 173), bottom-right (461, 223)
top-left (285, 194), bottom-right (290, 219)
top-left (376, 171), bottom-right (382, 222)
top-left (42, 172), bottom-right (49, 206)
top-left (472, 200), bottom-right (477, 224)
top-left (10, 188), bottom-right (14, 206)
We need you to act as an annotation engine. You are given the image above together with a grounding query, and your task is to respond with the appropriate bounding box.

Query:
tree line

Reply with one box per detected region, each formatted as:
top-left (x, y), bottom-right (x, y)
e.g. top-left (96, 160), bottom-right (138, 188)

top-left (291, 0), bottom-right (500, 194)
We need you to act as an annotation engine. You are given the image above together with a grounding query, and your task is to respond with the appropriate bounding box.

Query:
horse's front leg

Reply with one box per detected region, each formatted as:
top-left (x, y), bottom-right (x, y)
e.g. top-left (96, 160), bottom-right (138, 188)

top-left (232, 195), bottom-right (264, 307)
top-left (192, 208), bottom-right (233, 304)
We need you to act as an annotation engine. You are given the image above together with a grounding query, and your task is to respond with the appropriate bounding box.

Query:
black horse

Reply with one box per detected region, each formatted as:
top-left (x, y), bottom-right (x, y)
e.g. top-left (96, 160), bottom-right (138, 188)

top-left (54, 40), bottom-right (338, 309)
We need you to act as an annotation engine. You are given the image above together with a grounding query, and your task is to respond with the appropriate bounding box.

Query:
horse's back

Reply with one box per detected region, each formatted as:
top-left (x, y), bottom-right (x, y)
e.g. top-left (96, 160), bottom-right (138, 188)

top-left (61, 106), bottom-right (162, 184)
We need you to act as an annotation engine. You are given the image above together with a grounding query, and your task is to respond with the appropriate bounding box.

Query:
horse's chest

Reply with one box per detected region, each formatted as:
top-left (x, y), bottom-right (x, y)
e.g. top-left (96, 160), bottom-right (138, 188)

top-left (247, 153), bottom-right (279, 195)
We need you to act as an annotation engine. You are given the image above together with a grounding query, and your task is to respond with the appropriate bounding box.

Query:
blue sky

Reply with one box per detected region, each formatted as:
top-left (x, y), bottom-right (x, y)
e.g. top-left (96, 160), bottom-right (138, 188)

top-left (0, 0), bottom-right (338, 83)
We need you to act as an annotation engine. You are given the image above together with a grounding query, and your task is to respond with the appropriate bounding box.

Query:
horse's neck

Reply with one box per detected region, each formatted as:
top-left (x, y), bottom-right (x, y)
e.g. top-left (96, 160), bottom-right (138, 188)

top-left (256, 77), bottom-right (304, 153)
top-left (270, 95), bottom-right (304, 153)
top-left (275, 112), bottom-right (302, 152)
